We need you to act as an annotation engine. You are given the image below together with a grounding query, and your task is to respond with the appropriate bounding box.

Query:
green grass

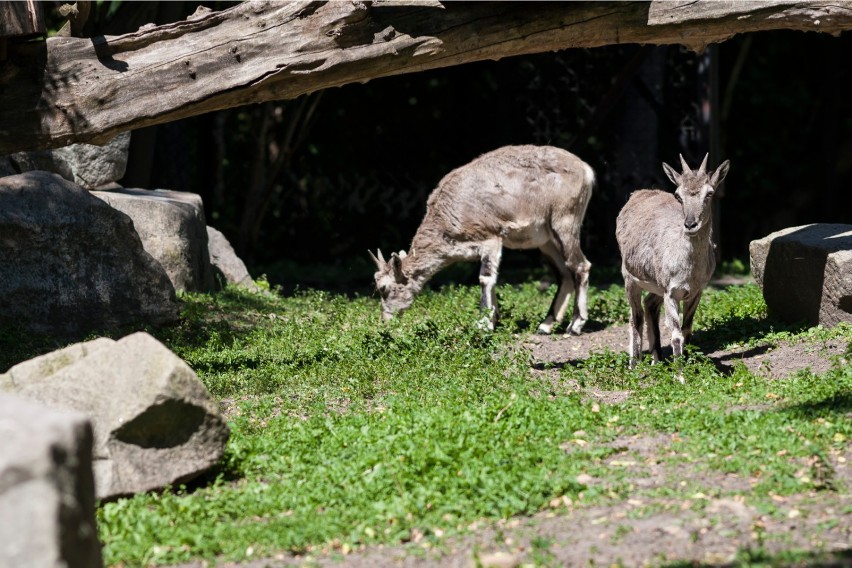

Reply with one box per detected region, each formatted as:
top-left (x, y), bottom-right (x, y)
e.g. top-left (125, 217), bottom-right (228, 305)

top-left (98, 283), bottom-right (608, 563)
top-left (7, 277), bottom-right (848, 566)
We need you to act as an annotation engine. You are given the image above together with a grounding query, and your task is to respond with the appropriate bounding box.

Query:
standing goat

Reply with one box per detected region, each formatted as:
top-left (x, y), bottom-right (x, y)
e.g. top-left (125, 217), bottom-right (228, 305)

top-left (370, 145), bottom-right (594, 334)
top-left (615, 154), bottom-right (730, 368)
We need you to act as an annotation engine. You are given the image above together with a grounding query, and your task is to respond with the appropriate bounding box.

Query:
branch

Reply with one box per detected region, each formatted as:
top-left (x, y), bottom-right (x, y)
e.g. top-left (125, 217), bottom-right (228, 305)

top-left (1, 0), bottom-right (850, 153)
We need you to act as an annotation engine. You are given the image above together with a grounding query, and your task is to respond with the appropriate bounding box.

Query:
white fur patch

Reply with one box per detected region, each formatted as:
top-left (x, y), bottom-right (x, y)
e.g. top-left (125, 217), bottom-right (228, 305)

top-left (582, 163), bottom-right (596, 188)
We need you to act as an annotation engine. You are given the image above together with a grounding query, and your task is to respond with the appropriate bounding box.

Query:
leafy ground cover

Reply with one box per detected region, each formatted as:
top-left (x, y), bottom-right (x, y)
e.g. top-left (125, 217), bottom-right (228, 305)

top-left (6, 276), bottom-right (849, 567)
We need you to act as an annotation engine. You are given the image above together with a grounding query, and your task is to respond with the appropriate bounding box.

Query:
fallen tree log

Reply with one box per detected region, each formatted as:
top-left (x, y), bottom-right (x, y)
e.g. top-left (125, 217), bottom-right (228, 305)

top-left (1, 0), bottom-right (850, 153)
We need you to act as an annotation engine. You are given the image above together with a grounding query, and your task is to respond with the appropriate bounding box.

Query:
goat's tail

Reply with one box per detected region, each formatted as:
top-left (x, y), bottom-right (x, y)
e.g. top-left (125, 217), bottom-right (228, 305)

top-left (581, 162), bottom-right (596, 195)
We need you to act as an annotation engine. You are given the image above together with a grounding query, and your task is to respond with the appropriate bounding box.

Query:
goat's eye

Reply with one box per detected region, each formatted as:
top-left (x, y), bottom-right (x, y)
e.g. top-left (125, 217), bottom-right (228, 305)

top-left (674, 193), bottom-right (683, 203)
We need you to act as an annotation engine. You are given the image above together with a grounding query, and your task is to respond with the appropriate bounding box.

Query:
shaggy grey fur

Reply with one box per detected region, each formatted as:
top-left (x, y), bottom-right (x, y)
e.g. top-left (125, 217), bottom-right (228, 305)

top-left (371, 145), bottom-right (594, 334)
top-left (616, 154), bottom-right (730, 368)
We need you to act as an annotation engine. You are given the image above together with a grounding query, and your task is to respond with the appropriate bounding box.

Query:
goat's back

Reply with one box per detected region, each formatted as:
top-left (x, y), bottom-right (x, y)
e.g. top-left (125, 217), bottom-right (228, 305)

top-left (424, 145), bottom-right (593, 238)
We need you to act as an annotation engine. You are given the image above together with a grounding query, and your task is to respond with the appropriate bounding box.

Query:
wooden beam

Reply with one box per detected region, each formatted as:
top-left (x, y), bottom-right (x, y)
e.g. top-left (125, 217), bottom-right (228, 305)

top-left (1, 0), bottom-right (850, 153)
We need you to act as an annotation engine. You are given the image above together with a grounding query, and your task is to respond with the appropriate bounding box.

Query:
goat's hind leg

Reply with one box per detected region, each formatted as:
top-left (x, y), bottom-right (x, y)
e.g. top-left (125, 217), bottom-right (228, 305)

top-left (643, 293), bottom-right (664, 362)
top-left (536, 242), bottom-right (574, 334)
top-left (478, 240), bottom-right (503, 330)
top-left (567, 255), bottom-right (591, 335)
top-left (624, 277), bottom-right (644, 368)
top-left (548, 221), bottom-right (592, 335)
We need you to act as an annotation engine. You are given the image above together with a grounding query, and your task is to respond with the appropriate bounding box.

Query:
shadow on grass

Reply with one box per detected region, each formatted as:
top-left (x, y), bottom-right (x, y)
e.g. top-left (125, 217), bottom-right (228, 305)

top-left (699, 343), bottom-right (773, 376)
top-left (662, 547), bottom-right (852, 567)
top-left (780, 391), bottom-right (852, 420)
top-left (0, 324), bottom-right (141, 374)
top-left (694, 314), bottom-right (809, 352)
top-left (182, 445), bottom-right (248, 494)
top-left (0, 287), bottom-right (282, 372)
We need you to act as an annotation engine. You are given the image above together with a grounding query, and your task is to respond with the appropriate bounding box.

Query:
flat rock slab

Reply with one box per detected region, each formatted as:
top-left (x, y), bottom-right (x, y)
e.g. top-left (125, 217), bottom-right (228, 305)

top-left (93, 188), bottom-right (215, 293)
top-left (0, 332), bottom-right (230, 500)
top-left (0, 395), bottom-right (103, 568)
top-left (750, 223), bottom-right (852, 327)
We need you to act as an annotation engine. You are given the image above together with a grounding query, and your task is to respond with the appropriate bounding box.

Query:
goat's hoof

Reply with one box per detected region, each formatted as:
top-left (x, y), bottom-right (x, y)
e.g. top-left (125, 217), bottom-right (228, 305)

top-left (476, 317), bottom-right (495, 331)
top-left (567, 320), bottom-right (586, 335)
top-left (535, 326), bottom-right (552, 335)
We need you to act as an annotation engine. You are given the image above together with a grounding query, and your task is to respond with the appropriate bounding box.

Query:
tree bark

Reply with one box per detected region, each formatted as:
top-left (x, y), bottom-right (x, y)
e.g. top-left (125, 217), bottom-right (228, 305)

top-left (1, 0), bottom-right (850, 153)
top-left (0, 0), bottom-right (45, 39)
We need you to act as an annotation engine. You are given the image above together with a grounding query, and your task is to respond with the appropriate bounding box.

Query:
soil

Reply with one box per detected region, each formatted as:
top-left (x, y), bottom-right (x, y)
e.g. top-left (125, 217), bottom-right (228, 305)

top-left (171, 323), bottom-right (851, 568)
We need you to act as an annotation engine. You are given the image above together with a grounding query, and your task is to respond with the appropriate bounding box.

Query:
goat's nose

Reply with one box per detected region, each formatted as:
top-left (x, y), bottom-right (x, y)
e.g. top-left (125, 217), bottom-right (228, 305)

top-left (684, 219), bottom-right (698, 230)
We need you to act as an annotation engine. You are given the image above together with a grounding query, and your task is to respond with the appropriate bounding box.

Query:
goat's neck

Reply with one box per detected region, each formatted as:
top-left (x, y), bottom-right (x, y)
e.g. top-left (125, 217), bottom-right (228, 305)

top-left (402, 235), bottom-right (454, 294)
top-left (682, 217), bottom-right (715, 267)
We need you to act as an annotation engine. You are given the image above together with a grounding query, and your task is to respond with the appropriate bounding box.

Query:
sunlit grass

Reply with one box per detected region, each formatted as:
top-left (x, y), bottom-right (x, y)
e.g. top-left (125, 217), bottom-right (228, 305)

top-left (57, 277), bottom-right (850, 566)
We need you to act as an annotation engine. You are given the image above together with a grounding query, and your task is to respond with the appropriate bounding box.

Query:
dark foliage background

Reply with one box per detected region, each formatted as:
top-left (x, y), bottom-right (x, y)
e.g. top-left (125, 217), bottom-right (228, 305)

top-left (74, 3), bottom-right (852, 290)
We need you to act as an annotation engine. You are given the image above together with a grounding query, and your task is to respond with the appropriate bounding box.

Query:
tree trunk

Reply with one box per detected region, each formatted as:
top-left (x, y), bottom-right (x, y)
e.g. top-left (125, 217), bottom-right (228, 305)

top-left (1, 0), bottom-right (851, 153)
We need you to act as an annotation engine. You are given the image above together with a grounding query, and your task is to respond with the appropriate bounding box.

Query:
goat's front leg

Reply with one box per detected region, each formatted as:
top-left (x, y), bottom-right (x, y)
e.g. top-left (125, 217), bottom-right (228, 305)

top-left (681, 291), bottom-right (703, 345)
top-left (624, 276), bottom-right (644, 368)
top-left (663, 289), bottom-right (684, 358)
top-left (664, 288), bottom-right (688, 384)
top-left (478, 241), bottom-right (503, 330)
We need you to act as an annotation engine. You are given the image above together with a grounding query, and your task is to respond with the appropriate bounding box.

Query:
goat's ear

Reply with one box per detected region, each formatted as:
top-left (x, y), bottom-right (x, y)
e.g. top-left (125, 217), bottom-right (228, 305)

top-left (662, 162), bottom-right (681, 186)
top-left (368, 249), bottom-right (384, 269)
top-left (390, 252), bottom-right (406, 282)
top-left (710, 160), bottom-right (730, 187)
top-left (397, 250), bottom-right (407, 259)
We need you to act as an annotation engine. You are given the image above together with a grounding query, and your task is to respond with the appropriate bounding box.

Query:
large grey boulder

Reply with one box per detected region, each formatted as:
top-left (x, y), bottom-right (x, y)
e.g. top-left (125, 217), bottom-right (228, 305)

top-left (93, 188), bottom-right (215, 293)
top-left (0, 332), bottom-right (230, 500)
top-left (207, 226), bottom-right (260, 292)
top-left (750, 223), bottom-right (852, 327)
top-left (2, 132), bottom-right (130, 189)
top-left (0, 171), bottom-right (179, 334)
top-left (0, 395), bottom-right (103, 568)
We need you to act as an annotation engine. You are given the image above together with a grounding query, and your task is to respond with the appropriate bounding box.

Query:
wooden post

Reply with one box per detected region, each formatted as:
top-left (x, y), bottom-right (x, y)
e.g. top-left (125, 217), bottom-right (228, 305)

top-left (708, 44), bottom-right (723, 262)
top-left (0, 0), bottom-right (44, 62)
top-left (0, 1), bottom-right (46, 39)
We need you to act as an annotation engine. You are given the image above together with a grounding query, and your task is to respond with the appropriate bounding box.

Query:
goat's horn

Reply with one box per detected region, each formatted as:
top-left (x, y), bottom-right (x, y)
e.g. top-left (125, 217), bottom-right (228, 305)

top-left (368, 249), bottom-right (382, 268)
top-left (679, 153), bottom-right (690, 173)
top-left (698, 153), bottom-right (709, 174)
top-left (376, 249), bottom-right (386, 264)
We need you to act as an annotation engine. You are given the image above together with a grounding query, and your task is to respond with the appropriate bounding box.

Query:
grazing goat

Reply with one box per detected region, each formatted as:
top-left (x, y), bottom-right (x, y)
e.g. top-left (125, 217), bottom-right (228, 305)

top-left (615, 154), bottom-right (730, 368)
top-left (370, 145), bottom-right (594, 334)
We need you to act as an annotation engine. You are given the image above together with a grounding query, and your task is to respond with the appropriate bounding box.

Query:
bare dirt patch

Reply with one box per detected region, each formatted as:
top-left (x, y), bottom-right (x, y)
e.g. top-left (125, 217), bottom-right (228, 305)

top-left (527, 323), bottom-right (847, 389)
top-left (706, 339), bottom-right (848, 379)
top-left (169, 490), bottom-right (852, 568)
